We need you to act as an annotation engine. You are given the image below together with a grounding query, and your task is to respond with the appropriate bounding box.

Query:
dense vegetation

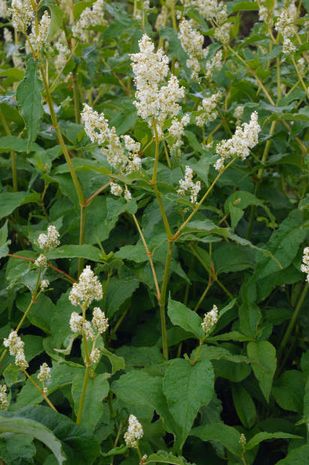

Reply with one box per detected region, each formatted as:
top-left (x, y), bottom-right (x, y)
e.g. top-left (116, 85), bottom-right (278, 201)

top-left (0, 1), bottom-right (308, 464)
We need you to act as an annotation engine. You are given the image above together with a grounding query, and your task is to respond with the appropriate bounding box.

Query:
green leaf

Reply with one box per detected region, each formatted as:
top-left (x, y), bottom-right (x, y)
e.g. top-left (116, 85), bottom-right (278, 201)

top-left (101, 347), bottom-right (125, 374)
top-left (231, 384), bottom-right (256, 429)
top-left (72, 371), bottom-right (110, 431)
top-left (0, 433), bottom-right (36, 464)
top-left (145, 451), bottom-right (191, 465)
top-left (0, 135), bottom-right (40, 153)
top-left (0, 221), bottom-right (10, 259)
top-left (272, 370), bottom-right (304, 413)
top-left (224, 190), bottom-right (267, 229)
top-left (247, 340), bottom-right (277, 401)
top-left (47, 244), bottom-right (102, 261)
top-left (167, 298), bottom-right (204, 339)
top-left (16, 57), bottom-right (43, 148)
top-left (0, 192), bottom-right (40, 220)
top-left (0, 416), bottom-right (66, 465)
top-left (191, 423), bottom-right (242, 456)
top-left (246, 432), bottom-right (302, 450)
top-left (105, 276), bottom-right (139, 317)
top-left (163, 358), bottom-right (214, 447)
top-left (276, 445), bottom-right (309, 464)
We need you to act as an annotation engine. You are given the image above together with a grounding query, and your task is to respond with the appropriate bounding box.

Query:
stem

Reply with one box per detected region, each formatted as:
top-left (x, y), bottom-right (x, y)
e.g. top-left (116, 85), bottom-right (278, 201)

top-left (194, 278), bottom-right (212, 312)
top-left (85, 182), bottom-right (110, 207)
top-left (76, 306), bottom-right (91, 425)
top-left (78, 205), bottom-right (86, 275)
top-left (72, 70), bottom-right (81, 123)
top-left (291, 56), bottom-right (308, 96)
top-left (159, 240), bottom-right (173, 360)
top-left (132, 214), bottom-right (161, 302)
top-left (24, 370), bottom-right (58, 412)
top-left (173, 159), bottom-right (235, 240)
top-left (278, 283), bottom-right (308, 359)
top-left (40, 64), bottom-right (85, 207)
top-left (151, 120), bottom-right (160, 185)
top-left (7, 254), bottom-right (75, 283)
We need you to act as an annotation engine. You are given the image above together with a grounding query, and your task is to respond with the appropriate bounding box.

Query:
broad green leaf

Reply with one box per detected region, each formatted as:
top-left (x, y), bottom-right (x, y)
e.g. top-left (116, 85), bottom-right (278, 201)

top-left (247, 340), bottom-right (277, 401)
top-left (231, 384), bottom-right (256, 429)
top-left (0, 221), bottom-right (10, 259)
top-left (194, 345), bottom-right (248, 364)
top-left (272, 370), bottom-right (304, 413)
top-left (105, 276), bottom-right (139, 317)
top-left (16, 57), bottom-right (43, 148)
top-left (0, 416), bottom-right (66, 465)
top-left (246, 432), bottom-right (302, 450)
top-left (2, 406), bottom-right (100, 465)
top-left (145, 451), bottom-right (190, 465)
top-left (112, 370), bottom-right (162, 421)
top-left (0, 433), bottom-right (36, 464)
top-left (276, 445), bottom-right (309, 464)
top-left (0, 192), bottom-right (40, 220)
top-left (167, 298), bottom-right (203, 339)
top-left (72, 371), bottom-right (110, 431)
top-left (47, 244), bottom-right (102, 261)
top-left (191, 423), bottom-right (242, 457)
top-left (224, 190), bottom-right (268, 229)
top-left (163, 358), bottom-right (214, 447)
top-left (0, 135), bottom-right (40, 153)
top-left (101, 347), bottom-right (125, 374)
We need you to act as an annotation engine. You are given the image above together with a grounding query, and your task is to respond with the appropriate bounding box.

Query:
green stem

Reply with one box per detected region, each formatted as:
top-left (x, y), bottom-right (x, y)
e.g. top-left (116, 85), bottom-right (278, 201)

top-left (159, 240), bottom-right (173, 360)
top-left (72, 70), bottom-right (81, 123)
top-left (24, 370), bottom-right (57, 412)
top-left (76, 364), bottom-right (90, 424)
top-left (169, 0), bottom-right (177, 30)
top-left (291, 56), bottom-right (308, 97)
top-left (278, 283), bottom-right (308, 360)
top-left (173, 159), bottom-right (235, 240)
top-left (40, 65), bottom-right (84, 207)
top-left (78, 205), bottom-right (86, 275)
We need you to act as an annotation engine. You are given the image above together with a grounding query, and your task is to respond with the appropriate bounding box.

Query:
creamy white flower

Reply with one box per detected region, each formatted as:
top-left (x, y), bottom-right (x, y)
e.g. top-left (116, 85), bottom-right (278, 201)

top-left (233, 105), bottom-right (244, 120)
top-left (214, 21), bottom-right (231, 44)
top-left (196, 91), bottom-right (221, 127)
top-left (155, 4), bottom-right (168, 30)
top-left (124, 414), bottom-right (144, 448)
top-left (168, 114), bottom-right (190, 152)
top-left (301, 247), bottom-right (309, 283)
top-left (72, 0), bottom-right (106, 42)
top-left (10, 0), bottom-right (34, 32)
top-left (37, 362), bottom-right (51, 383)
top-left (92, 307), bottom-right (109, 334)
top-left (54, 35), bottom-right (70, 72)
top-left (81, 104), bottom-right (141, 174)
top-left (215, 111), bottom-right (261, 170)
top-left (3, 28), bottom-right (13, 44)
top-left (4, 331), bottom-right (28, 370)
top-left (124, 186), bottom-right (132, 201)
top-left (201, 304), bottom-right (218, 335)
top-left (130, 34), bottom-right (184, 127)
top-left (110, 182), bottom-right (123, 197)
top-left (34, 254), bottom-right (48, 269)
top-left (40, 279), bottom-right (49, 291)
top-left (177, 166), bottom-right (201, 204)
top-left (28, 10), bottom-right (51, 54)
top-left (0, 0), bottom-right (9, 18)
top-left (178, 19), bottom-right (205, 78)
top-left (0, 385), bottom-right (9, 410)
top-left (69, 312), bottom-right (94, 339)
top-left (204, 49), bottom-right (223, 80)
top-left (37, 225), bottom-right (60, 251)
top-left (69, 266), bottom-right (103, 308)
top-left (89, 347), bottom-right (101, 365)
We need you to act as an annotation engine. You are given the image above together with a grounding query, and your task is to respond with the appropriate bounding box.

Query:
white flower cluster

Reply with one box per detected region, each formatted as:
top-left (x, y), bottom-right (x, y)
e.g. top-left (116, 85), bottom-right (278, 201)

top-left (70, 312), bottom-right (94, 339)
top-left (37, 362), bottom-right (51, 383)
top-left (201, 304), bottom-right (219, 336)
top-left (168, 114), bottom-right (190, 153)
top-left (92, 307), bottom-right (109, 334)
top-left (258, 0), bottom-right (273, 23)
top-left (134, 0), bottom-right (150, 20)
top-left (40, 279), bottom-right (49, 291)
top-left (275, 2), bottom-right (298, 54)
top-left (81, 104), bottom-right (141, 178)
top-left (215, 111), bottom-right (261, 170)
top-left (178, 19), bottom-right (206, 78)
top-left (72, 0), bottom-right (106, 42)
top-left (27, 10), bottom-right (51, 55)
top-left (196, 91), bottom-right (221, 127)
top-left (124, 414), bottom-right (144, 448)
top-left (130, 35), bottom-right (185, 128)
top-left (3, 330), bottom-right (28, 370)
top-left (182, 0), bottom-right (231, 44)
top-left (35, 254), bottom-right (48, 269)
top-left (3, 27), bottom-right (24, 69)
top-left (69, 265), bottom-right (103, 308)
top-left (0, 384), bottom-right (9, 410)
top-left (0, 0), bottom-right (9, 18)
top-left (110, 183), bottom-right (132, 201)
top-left (10, 0), bottom-right (34, 33)
top-left (54, 35), bottom-right (70, 72)
top-left (233, 105), bottom-right (244, 121)
top-left (37, 225), bottom-right (60, 251)
top-left (301, 247), bottom-right (309, 283)
top-left (177, 166), bottom-right (201, 204)
top-left (155, 4), bottom-right (168, 30)
top-left (205, 49), bottom-right (223, 80)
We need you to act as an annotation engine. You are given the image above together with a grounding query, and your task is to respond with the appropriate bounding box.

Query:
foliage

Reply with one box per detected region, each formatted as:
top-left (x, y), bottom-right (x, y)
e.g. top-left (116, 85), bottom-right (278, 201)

top-left (0, 0), bottom-right (308, 464)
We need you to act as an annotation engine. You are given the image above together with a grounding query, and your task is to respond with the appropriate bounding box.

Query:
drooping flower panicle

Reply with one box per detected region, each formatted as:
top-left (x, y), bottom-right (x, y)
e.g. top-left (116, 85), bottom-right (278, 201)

top-left (177, 166), bottom-right (201, 204)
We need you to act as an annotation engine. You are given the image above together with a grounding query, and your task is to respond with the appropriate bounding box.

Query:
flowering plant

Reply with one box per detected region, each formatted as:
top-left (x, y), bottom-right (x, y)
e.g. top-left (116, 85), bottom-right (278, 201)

top-left (0, 0), bottom-right (308, 464)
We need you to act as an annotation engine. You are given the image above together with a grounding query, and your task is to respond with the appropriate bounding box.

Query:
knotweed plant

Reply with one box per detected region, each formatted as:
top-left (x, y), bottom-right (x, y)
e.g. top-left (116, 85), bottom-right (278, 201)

top-left (0, 0), bottom-right (308, 464)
